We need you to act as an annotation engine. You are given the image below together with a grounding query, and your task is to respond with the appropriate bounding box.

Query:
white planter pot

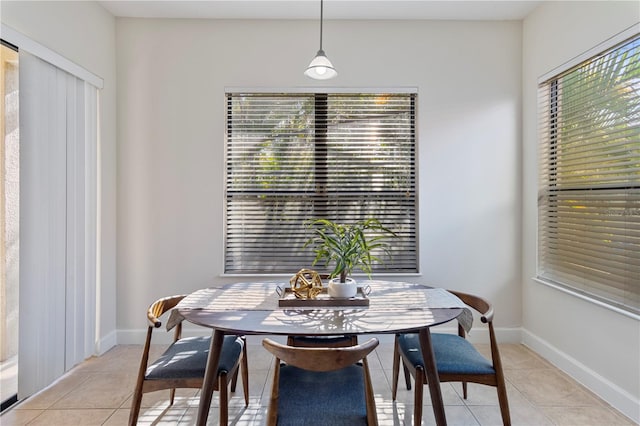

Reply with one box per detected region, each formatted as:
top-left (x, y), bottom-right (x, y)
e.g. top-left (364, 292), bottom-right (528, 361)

top-left (328, 277), bottom-right (358, 298)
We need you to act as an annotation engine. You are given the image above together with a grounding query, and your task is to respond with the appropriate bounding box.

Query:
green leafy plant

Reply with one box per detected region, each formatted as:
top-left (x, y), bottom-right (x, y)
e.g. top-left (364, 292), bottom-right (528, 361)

top-left (303, 218), bottom-right (397, 283)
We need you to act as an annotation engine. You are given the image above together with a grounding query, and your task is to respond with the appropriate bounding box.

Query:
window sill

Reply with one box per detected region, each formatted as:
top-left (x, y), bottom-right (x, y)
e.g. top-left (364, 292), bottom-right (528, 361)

top-left (220, 272), bottom-right (422, 279)
top-left (532, 277), bottom-right (640, 321)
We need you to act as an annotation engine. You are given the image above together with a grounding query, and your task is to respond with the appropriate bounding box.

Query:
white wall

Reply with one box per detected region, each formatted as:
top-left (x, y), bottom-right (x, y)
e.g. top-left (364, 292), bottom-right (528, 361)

top-left (522, 2), bottom-right (639, 422)
top-left (115, 18), bottom-right (523, 340)
top-left (3, 1), bottom-right (637, 419)
top-left (1, 1), bottom-right (118, 353)
top-left (2, 0), bottom-right (637, 420)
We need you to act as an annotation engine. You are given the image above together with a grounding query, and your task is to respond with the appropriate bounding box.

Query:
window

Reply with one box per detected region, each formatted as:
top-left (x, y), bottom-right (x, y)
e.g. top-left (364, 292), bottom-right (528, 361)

top-left (537, 34), bottom-right (640, 315)
top-left (225, 91), bottom-right (417, 275)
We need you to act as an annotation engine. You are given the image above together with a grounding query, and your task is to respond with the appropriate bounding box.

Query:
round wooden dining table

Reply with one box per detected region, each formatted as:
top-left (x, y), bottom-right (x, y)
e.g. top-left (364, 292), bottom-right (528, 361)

top-left (175, 280), bottom-right (465, 426)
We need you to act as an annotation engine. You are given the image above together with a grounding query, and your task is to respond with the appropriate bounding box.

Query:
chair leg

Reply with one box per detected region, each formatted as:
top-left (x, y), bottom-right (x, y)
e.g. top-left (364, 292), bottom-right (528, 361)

top-left (231, 337), bottom-right (248, 397)
top-left (414, 369), bottom-right (424, 426)
top-left (496, 379), bottom-right (511, 425)
top-left (403, 362), bottom-right (412, 391)
top-left (219, 373), bottom-right (229, 426)
top-left (230, 367), bottom-right (240, 392)
top-left (130, 332), bottom-right (152, 426)
top-left (392, 337), bottom-right (400, 400)
top-left (128, 379), bottom-right (144, 425)
top-left (362, 358), bottom-right (378, 426)
top-left (462, 381), bottom-right (468, 399)
top-left (128, 391), bottom-right (142, 426)
top-left (169, 388), bottom-right (176, 405)
top-left (267, 358), bottom-right (280, 426)
top-left (242, 341), bottom-right (249, 406)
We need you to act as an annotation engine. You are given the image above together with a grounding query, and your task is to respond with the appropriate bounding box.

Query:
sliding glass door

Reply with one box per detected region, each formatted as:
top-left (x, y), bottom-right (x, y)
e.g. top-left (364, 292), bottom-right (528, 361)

top-left (0, 40), bottom-right (19, 412)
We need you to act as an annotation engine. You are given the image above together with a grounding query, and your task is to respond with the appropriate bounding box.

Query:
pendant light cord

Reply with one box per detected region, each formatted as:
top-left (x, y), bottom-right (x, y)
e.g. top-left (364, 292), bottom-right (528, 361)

top-left (319, 0), bottom-right (324, 50)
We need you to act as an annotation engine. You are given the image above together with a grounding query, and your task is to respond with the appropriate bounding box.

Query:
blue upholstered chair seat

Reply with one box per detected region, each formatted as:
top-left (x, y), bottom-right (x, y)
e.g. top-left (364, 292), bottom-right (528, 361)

top-left (276, 364), bottom-right (368, 425)
top-left (398, 333), bottom-right (495, 375)
top-left (146, 335), bottom-right (243, 380)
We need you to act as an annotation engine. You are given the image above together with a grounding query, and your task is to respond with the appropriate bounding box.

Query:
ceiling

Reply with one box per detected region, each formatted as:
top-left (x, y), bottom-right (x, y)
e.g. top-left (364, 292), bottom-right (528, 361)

top-left (97, 0), bottom-right (542, 21)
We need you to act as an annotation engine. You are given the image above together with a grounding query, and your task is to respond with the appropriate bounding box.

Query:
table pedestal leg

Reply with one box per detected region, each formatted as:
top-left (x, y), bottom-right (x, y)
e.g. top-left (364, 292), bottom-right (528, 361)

top-left (419, 328), bottom-right (447, 426)
top-left (196, 329), bottom-right (224, 426)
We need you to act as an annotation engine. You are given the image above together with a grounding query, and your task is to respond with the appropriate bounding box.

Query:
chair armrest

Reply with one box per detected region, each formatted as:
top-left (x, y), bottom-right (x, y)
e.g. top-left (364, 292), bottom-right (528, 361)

top-left (481, 305), bottom-right (494, 323)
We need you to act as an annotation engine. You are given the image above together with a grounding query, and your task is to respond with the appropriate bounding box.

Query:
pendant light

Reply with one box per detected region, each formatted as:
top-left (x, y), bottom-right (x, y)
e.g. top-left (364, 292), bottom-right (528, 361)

top-left (304, 0), bottom-right (337, 80)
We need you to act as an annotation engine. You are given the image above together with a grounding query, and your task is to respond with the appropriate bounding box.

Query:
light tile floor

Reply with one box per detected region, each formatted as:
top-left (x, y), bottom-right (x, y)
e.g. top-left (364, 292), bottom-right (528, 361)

top-left (0, 341), bottom-right (635, 425)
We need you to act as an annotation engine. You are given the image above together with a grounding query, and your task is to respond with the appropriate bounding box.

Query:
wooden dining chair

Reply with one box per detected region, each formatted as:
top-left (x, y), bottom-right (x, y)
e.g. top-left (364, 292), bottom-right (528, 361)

top-left (392, 290), bottom-right (511, 426)
top-left (263, 337), bottom-right (379, 426)
top-left (129, 294), bottom-right (249, 426)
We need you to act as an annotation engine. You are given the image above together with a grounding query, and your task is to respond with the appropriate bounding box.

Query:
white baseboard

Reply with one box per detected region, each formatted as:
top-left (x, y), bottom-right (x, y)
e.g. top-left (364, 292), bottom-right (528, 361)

top-left (96, 329), bottom-right (117, 355)
top-left (116, 327), bottom-right (213, 345)
top-left (522, 329), bottom-right (639, 424)
top-left (424, 325), bottom-right (522, 345)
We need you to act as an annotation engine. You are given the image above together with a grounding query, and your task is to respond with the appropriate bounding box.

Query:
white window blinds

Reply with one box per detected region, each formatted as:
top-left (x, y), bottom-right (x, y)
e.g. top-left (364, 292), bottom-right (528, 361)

top-left (537, 34), bottom-right (640, 315)
top-left (225, 92), bottom-right (417, 275)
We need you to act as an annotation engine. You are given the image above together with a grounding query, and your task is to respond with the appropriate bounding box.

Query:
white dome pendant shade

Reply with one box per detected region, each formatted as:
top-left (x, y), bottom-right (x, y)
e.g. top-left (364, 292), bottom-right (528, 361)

top-left (305, 49), bottom-right (337, 80)
top-left (305, 0), bottom-right (337, 80)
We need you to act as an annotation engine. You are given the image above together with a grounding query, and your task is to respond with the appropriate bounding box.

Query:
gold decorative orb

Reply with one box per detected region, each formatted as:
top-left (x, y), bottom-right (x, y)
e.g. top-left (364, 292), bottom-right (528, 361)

top-left (290, 269), bottom-right (323, 299)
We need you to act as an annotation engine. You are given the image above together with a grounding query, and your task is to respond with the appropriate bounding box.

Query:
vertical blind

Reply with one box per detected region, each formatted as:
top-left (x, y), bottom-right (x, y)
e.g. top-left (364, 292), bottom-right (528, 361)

top-left (225, 92), bottom-right (417, 275)
top-left (19, 51), bottom-right (98, 398)
top-left (537, 34), bottom-right (640, 315)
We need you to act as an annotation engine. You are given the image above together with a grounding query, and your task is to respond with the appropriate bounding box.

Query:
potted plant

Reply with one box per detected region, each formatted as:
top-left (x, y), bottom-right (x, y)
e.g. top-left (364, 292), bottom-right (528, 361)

top-left (303, 218), bottom-right (396, 297)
